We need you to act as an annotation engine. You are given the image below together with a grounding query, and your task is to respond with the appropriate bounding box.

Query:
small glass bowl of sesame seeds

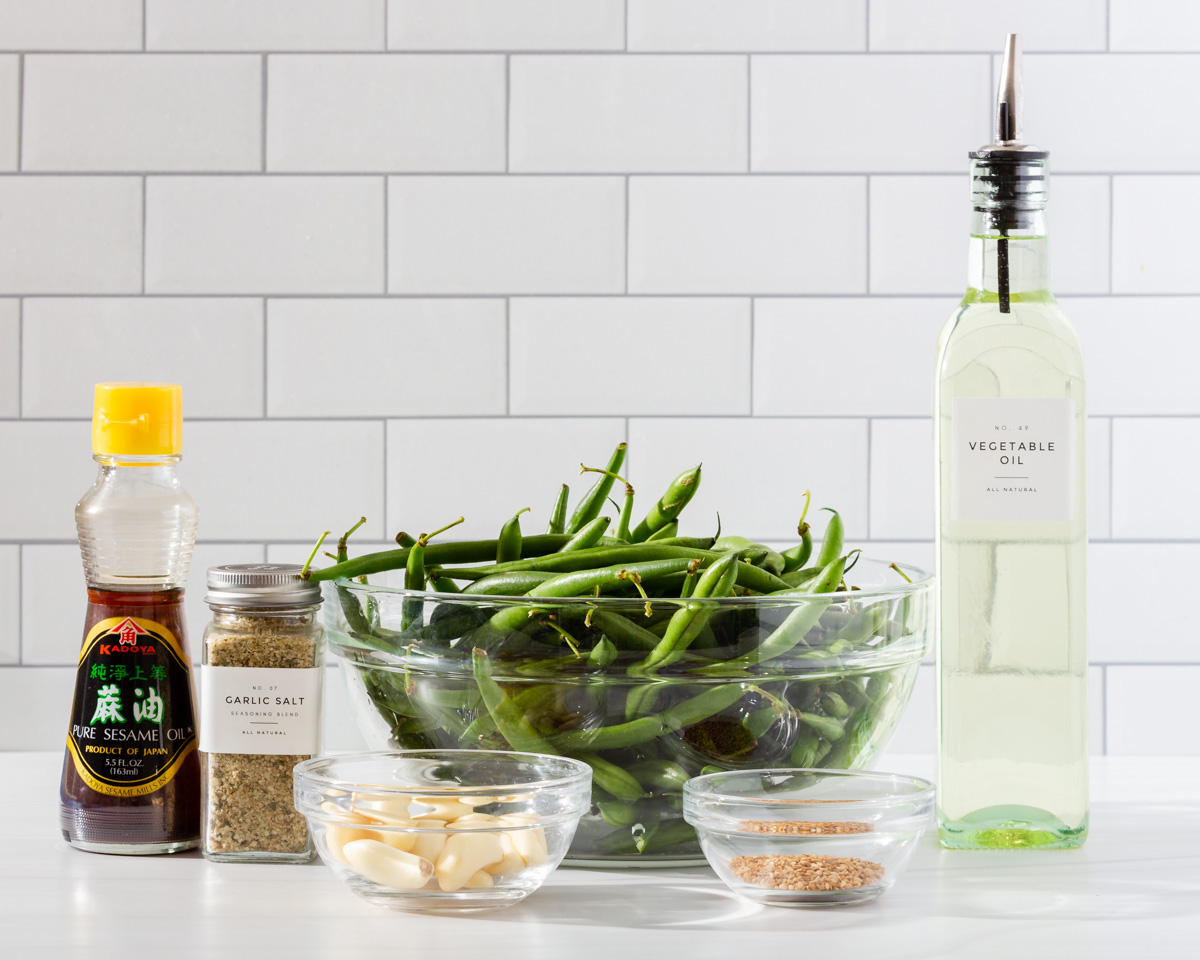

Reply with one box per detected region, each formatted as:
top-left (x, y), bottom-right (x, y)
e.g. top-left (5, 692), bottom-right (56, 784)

top-left (683, 769), bottom-right (933, 907)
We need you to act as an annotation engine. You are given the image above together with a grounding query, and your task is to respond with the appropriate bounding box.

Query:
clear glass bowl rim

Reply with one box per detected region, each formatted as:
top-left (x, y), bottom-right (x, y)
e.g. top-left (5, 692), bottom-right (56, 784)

top-left (324, 557), bottom-right (931, 607)
top-left (683, 767), bottom-right (936, 813)
top-left (294, 749), bottom-right (593, 799)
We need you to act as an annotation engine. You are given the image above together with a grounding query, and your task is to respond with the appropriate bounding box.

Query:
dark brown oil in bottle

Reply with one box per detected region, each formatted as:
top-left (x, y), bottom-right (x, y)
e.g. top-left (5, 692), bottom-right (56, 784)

top-left (60, 589), bottom-right (200, 854)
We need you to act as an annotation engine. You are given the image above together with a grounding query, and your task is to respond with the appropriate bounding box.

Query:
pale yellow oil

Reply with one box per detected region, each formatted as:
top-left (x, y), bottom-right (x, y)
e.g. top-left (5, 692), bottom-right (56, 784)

top-left (935, 232), bottom-right (1089, 850)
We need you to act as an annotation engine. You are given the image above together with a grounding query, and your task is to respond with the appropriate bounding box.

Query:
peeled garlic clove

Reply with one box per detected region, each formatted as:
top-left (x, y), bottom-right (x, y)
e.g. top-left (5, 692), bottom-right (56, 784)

top-left (498, 812), bottom-right (540, 825)
top-left (355, 798), bottom-right (417, 825)
top-left (411, 820), bottom-right (447, 862)
top-left (463, 870), bottom-right (494, 889)
top-left (484, 833), bottom-right (526, 877)
top-left (343, 839), bottom-right (434, 890)
top-left (448, 814), bottom-right (502, 829)
top-left (435, 831), bottom-right (504, 892)
top-left (320, 801), bottom-right (372, 824)
top-left (374, 823), bottom-right (418, 853)
top-left (409, 797), bottom-right (475, 821)
top-left (504, 826), bottom-right (548, 867)
top-left (323, 823), bottom-right (378, 864)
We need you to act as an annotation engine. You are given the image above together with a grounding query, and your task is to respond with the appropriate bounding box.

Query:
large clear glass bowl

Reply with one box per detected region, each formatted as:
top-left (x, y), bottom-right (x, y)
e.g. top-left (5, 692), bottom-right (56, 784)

top-left (323, 558), bottom-right (931, 866)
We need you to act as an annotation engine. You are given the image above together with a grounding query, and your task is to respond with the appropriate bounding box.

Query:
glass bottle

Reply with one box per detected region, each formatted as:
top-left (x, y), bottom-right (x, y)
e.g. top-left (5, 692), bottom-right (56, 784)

top-left (60, 383), bottom-right (201, 854)
top-left (199, 564), bottom-right (324, 863)
top-left (935, 36), bottom-right (1088, 849)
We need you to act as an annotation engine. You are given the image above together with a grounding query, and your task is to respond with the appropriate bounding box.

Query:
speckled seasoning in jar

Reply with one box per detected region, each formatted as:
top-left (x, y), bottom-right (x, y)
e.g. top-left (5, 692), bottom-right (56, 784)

top-left (199, 564), bottom-right (323, 863)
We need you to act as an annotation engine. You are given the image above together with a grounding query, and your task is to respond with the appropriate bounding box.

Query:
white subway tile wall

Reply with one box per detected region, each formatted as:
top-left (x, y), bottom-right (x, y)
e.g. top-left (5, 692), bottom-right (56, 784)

top-left (1, 2), bottom-right (1195, 755)
top-left (0, 56), bottom-right (17, 170)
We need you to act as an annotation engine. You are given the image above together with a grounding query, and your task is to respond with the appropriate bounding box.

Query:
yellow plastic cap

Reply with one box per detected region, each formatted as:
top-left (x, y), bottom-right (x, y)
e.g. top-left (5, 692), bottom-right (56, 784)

top-left (92, 383), bottom-right (183, 456)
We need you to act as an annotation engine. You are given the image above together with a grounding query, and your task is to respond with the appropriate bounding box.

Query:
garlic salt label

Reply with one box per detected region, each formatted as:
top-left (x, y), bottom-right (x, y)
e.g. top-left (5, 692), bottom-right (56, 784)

top-left (951, 398), bottom-right (1075, 523)
top-left (199, 666), bottom-right (322, 755)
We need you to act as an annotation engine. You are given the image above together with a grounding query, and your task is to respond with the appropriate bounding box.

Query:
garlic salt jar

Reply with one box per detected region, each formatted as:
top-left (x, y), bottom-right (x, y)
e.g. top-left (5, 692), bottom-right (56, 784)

top-left (199, 564), bottom-right (324, 863)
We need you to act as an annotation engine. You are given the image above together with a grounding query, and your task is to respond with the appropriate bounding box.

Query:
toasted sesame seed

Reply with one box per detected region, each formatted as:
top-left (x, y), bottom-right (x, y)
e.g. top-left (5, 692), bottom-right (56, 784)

top-left (737, 820), bottom-right (874, 835)
top-left (729, 854), bottom-right (885, 891)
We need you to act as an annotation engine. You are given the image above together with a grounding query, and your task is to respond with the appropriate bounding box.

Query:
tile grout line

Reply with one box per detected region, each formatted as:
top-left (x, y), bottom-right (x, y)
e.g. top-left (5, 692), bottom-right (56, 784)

top-left (15, 54), bottom-right (22, 171)
top-left (865, 0), bottom-right (871, 51)
top-left (1100, 664), bottom-right (1108, 755)
top-left (140, 176), bottom-right (147, 294)
top-left (1108, 175), bottom-right (1115, 294)
top-left (383, 0), bottom-right (389, 49)
top-left (142, 0), bottom-right (147, 50)
top-left (1108, 418), bottom-right (1115, 538)
top-left (1, 170), bottom-right (1198, 178)
top-left (866, 418), bottom-right (873, 536)
top-left (6, 292), bottom-right (1200, 301)
top-left (381, 418), bottom-right (388, 539)
top-left (745, 54), bottom-right (752, 172)
top-left (261, 54), bottom-right (268, 172)
top-left (624, 0), bottom-right (629, 51)
top-left (624, 176), bottom-right (630, 294)
top-left (16, 297), bottom-right (21, 418)
top-left (865, 176), bottom-right (871, 293)
top-left (1106, 0), bottom-right (1111, 52)
top-left (748, 298), bottom-right (755, 415)
top-left (261, 299), bottom-right (268, 418)
top-left (16, 544), bottom-right (21, 665)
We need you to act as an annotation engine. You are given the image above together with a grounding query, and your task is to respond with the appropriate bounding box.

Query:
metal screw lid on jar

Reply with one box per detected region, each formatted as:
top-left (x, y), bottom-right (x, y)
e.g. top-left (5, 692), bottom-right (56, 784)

top-left (205, 563), bottom-right (323, 608)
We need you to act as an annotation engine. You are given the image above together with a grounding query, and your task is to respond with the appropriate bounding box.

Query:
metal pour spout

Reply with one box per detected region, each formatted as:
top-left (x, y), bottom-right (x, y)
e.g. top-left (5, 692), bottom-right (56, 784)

top-left (995, 34), bottom-right (1022, 145)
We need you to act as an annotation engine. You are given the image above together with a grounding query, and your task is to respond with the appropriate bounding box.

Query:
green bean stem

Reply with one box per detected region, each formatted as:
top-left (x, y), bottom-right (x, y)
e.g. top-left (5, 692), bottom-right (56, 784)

top-left (567, 443), bottom-right (627, 534)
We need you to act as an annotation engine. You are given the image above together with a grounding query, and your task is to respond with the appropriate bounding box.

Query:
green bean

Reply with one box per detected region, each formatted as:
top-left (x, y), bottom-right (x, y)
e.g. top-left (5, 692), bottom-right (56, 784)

top-left (461, 685), bottom-right (557, 743)
top-left (546, 484), bottom-right (570, 535)
top-left (497, 508), bottom-right (529, 563)
top-left (744, 705), bottom-right (781, 739)
top-left (646, 521), bottom-right (679, 541)
top-left (462, 571), bottom-right (556, 596)
top-left (559, 515), bottom-right (610, 553)
top-left (551, 682), bottom-right (749, 751)
top-left (395, 531), bottom-right (417, 549)
top-left (597, 800), bottom-right (643, 828)
top-left (337, 516), bottom-right (367, 564)
top-left (781, 491), bottom-right (814, 573)
top-left (634, 552), bottom-right (740, 674)
top-left (472, 648), bottom-right (558, 754)
top-left (588, 636), bottom-right (618, 669)
top-left (402, 539), bottom-right (426, 631)
top-left (716, 555), bottom-right (847, 669)
top-left (637, 819), bottom-right (697, 854)
top-left (480, 559), bottom-right (697, 637)
top-left (304, 535), bottom-right (575, 581)
top-left (572, 752), bottom-right (646, 803)
top-left (628, 760), bottom-right (690, 793)
top-left (589, 610), bottom-right (661, 652)
top-left (814, 508), bottom-right (844, 570)
top-left (455, 545), bottom-right (789, 594)
top-left (820, 691), bottom-right (851, 718)
top-left (631, 465), bottom-right (702, 542)
top-left (797, 711), bottom-right (845, 742)
top-left (833, 601), bottom-right (889, 647)
top-left (568, 443), bottom-right (627, 534)
top-left (428, 575), bottom-right (461, 594)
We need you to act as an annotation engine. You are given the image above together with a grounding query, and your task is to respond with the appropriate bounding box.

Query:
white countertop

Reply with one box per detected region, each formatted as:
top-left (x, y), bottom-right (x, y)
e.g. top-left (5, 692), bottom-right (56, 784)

top-left (4, 753), bottom-right (1198, 959)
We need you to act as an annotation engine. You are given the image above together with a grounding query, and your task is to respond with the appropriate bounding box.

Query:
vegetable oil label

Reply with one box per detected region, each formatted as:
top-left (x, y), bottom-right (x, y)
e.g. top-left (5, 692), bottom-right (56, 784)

top-left (199, 667), bottom-right (322, 755)
top-left (66, 616), bottom-right (198, 797)
top-left (952, 398), bottom-right (1075, 523)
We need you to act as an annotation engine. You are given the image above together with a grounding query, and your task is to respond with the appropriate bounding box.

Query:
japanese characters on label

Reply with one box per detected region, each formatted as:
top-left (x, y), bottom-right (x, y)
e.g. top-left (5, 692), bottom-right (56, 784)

top-left (66, 616), bottom-right (198, 796)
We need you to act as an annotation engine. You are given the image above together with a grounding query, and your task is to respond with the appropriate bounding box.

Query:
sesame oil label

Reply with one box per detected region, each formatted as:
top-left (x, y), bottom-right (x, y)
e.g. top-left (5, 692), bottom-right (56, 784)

top-left (951, 398), bottom-right (1075, 523)
top-left (65, 616), bottom-right (198, 797)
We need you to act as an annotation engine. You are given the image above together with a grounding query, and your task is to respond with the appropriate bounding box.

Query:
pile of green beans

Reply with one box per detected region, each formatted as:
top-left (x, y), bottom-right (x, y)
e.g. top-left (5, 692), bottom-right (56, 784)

top-left (306, 444), bottom-right (927, 861)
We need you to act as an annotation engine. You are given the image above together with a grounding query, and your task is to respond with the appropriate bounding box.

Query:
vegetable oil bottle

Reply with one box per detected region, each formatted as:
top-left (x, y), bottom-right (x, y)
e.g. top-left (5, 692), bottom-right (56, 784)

top-left (934, 36), bottom-right (1088, 849)
top-left (59, 383), bottom-right (201, 854)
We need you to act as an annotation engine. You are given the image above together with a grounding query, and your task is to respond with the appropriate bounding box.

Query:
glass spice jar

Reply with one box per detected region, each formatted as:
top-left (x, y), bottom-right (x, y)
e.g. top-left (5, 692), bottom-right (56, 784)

top-left (199, 564), bottom-right (324, 863)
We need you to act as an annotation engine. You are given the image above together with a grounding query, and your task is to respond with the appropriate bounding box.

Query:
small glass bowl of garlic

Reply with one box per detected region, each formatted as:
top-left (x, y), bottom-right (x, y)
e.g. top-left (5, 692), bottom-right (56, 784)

top-left (293, 750), bottom-right (592, 912)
